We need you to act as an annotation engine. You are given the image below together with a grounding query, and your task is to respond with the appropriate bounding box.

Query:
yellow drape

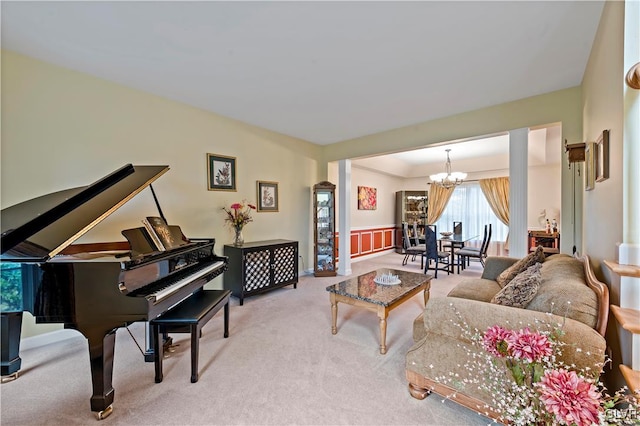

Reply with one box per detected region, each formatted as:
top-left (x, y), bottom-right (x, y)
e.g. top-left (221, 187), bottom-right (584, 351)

top-left (479, 177), bottom-right (510, 247)
top-left (427, 184), bottom-right (455, 224)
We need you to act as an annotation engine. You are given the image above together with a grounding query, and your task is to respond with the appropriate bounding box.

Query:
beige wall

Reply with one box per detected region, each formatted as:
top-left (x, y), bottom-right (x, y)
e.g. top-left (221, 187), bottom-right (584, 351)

top-left (527, 164), bottom-right (562, 231)
top-left (1, 49), bottom-right (321, 249)
top-left (1, 50), bottom-right (322, 337)
top-left (328, 163), bottom-right (404, 230)
top-left (581, 1), bottom-right (625, 269)
top-left (580, 0), bottom-right (628, 392)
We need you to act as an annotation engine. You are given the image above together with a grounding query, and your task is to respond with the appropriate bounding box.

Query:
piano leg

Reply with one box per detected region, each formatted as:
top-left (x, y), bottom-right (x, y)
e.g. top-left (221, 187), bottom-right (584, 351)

top-left (1, 312), bottom-right (23, 381)
top-left (86, 328), bottom-right (116, 420)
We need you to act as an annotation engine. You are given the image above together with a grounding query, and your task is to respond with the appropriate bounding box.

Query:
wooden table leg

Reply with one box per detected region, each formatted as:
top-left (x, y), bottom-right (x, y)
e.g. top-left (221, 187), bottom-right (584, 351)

top-left (330, 293), bottom-right (338, 335)
top-left (423, 288), bottom-right (430, 306)
top-left (378, 307), bottom-right (389, 354)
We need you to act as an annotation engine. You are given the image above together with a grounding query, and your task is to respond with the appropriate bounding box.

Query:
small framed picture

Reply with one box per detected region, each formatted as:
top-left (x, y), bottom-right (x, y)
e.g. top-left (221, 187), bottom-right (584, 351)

top-left (207, 153), bottom-right (236, 191)
top-left (595, 129), bottom-right (609, 182)
top-left (256, 180), bottom-right (279, 212)
top-left (584, 142), bottom-right (596, 191)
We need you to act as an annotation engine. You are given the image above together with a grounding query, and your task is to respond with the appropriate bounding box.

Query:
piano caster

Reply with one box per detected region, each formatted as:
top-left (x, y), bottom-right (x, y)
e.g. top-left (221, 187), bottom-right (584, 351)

top-left (162, 343), bottom-right (180, 359)
top-left (95, 405), bottom-right (113, 420)
top-left (1, 372), bottom-right (19, 383)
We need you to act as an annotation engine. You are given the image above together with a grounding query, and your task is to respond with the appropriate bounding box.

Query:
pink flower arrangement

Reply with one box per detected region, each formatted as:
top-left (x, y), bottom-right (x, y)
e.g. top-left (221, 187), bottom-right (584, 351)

top-left (434, 311), bottom-right (639, 425)
top-left (506, 327), bottom-right (553, 362)
top-left (222, 200), bottom-right (256, 231)
top-left (475, 324), bottom-right (639, 425)
top-left (537, 369), bottom-right (601, 426)
top-left (482, 325), bottom-right (512, 357)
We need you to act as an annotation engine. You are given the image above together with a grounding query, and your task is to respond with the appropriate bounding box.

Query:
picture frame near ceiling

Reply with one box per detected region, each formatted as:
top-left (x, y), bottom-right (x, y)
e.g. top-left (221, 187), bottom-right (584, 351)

top-left (357, 186), bottom-right (377, 210)
top-left (584, 142), bottom-right (596, 191)
top-left (207, 153), bottom-right (237, 191)
top-left (595, 130), bottom-right (610, 183)
top-left (257, 180), bottom-right (279, 212)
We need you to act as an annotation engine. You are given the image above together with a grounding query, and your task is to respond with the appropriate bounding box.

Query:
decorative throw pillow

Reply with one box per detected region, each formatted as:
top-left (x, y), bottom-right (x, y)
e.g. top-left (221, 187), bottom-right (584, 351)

top-left (491, 262), bottom-right (542, 308)
top-left (496, 245), bottom-right (545, 288)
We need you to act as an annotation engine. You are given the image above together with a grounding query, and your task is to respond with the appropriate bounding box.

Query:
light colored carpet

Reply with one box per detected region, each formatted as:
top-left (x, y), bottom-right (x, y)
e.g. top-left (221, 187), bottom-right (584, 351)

top-left (1, 252), bottom-right (495, 425)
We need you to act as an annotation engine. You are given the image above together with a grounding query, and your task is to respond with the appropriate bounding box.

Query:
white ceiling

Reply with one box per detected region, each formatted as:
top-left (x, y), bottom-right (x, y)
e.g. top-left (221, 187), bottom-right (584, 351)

top-left (1, 1), bottom-right (604, 146)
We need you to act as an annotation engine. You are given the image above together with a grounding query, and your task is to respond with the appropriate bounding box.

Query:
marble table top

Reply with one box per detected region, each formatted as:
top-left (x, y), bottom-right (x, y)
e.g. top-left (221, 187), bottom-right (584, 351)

top-left (326, 268), bottom-right (432, 307)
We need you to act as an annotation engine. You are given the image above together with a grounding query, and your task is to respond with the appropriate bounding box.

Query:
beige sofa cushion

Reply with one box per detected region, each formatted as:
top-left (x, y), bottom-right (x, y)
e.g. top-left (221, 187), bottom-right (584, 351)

top-left (447, 278), bottom-right (501, 302)
top-left (496, 245), bottom-right (545, 288)
top-left (491, 262), bottom-right (541, 308)
top-left (526, 254), bottom-right (599, 329)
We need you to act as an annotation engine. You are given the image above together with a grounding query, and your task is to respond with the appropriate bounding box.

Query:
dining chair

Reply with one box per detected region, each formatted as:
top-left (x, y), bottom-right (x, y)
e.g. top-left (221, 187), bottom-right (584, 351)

top-left (411, 222), bottom-right (424, 247)
top-left (455, 224), bottom-right (492, 271)
top-left (423, 225), bottom-right (451, 278)
top-left (442, 220), bottom-right (464, 250)
top-left (401, 222), bottom-right (425, 266)
top-left (453, 221), bottom-right (462, 235)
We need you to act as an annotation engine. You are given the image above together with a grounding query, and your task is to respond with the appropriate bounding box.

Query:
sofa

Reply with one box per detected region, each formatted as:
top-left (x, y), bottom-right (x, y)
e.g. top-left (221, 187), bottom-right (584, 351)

top-left (405, 252), bottom-right (610, 421)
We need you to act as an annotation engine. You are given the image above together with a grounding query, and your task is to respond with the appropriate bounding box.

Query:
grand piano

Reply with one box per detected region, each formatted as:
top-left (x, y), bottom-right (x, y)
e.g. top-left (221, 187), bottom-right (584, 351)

top-left (0, 164), bottom-right (228, 419)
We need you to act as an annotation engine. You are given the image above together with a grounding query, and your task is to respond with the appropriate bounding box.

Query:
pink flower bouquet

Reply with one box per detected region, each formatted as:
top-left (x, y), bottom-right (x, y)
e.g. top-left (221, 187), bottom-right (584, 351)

top-left (476, 324), bottom-right (639, 425)
top-left (222, 201), bottom-right (256, 231)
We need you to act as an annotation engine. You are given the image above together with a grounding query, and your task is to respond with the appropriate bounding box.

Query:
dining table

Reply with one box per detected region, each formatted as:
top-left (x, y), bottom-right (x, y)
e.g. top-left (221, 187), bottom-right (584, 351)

top-left (437, 234), bottom-right (479, 273)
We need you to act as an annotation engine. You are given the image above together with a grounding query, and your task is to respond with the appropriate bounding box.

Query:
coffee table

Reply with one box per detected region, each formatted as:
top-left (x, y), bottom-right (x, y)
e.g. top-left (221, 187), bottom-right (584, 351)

top-left (326, 269), bottom-right (432, 354)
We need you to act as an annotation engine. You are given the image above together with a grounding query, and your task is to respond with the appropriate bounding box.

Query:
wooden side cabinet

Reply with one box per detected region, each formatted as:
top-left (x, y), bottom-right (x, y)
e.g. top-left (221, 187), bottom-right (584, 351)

top-left (223, 239), bottom-right (298, 305)
top-left (527, 230), bottom-right (560, 255)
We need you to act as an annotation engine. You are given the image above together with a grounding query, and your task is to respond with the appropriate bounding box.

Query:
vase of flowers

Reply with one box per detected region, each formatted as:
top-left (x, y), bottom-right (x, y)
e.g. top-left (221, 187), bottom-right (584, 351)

top-left (222, 201), bottom-right (256, 246)
top-left (442, 320), bottom-right (640, 425)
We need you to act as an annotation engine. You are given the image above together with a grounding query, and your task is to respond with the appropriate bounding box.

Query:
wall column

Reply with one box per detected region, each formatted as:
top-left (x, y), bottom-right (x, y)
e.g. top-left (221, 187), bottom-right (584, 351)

top-left (619, 0), bottom-right (640, 271)
top-left (509, 128), bottom-right (529, 258)
top-left (617, 0), bottom-right (640, 373)
top-left (338, 159), bottom-right (352, 276)
top-left (603, 2), bottom-right (640, 393)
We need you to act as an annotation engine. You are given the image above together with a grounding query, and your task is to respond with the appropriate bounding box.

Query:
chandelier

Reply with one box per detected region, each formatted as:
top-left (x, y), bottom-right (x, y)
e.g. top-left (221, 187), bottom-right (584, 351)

top-left (429, 149), bottom-right (467, 188)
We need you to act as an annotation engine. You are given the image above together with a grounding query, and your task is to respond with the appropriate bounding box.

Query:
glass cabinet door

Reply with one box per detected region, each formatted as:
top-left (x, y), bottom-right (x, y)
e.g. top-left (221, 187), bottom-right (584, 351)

top-left (313, 181), bottom-right (336, 277)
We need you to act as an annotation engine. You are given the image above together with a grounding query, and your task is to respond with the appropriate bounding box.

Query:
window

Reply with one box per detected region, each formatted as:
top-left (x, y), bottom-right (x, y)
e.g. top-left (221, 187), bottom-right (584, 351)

top-left (433, 182), bottom-right (508, 242)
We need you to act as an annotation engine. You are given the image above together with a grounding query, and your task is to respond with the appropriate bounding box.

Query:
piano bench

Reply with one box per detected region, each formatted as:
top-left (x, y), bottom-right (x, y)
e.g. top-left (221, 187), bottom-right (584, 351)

top-left (150, 289), bottom-right (231, 384)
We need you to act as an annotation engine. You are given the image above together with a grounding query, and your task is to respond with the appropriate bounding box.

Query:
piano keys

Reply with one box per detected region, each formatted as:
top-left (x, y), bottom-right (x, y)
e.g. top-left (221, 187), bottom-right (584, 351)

top-left (0, 164), bottom-right (228, 420)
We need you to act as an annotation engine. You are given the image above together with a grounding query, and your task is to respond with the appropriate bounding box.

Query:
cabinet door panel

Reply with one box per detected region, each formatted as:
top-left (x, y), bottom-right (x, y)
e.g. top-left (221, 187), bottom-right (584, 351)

top-left (243, 249), bottom-right (271, 292)
top-left (272, 244), bottom-right (296, 285)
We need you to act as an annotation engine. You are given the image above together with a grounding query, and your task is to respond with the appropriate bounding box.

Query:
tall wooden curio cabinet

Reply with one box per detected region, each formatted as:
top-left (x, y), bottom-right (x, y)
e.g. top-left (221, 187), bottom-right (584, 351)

top-left (313, 181), bottom-right (336, 277)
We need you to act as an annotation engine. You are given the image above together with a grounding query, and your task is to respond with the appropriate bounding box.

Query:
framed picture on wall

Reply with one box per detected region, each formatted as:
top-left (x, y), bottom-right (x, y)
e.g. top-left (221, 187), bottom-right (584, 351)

top-left (207, 153), bottom-right (236, 191)
top-left (257, 180), bottom-right (279, 212)
top-left (357, 186), bottom-right (377, 210)
top-left (595, 129), bottom-right (609, 182)
top-left (584, 142), bottom-right (596, 191)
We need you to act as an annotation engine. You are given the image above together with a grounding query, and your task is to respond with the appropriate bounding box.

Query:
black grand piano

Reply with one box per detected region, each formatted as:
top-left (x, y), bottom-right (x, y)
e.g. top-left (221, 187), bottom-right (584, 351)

top-left (0, 164), bottom-right (228, 419)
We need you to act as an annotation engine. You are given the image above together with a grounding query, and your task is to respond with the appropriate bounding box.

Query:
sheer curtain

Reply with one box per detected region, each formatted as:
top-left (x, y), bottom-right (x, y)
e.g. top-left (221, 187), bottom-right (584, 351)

top-left (433, 182), bottom-right (509, 243)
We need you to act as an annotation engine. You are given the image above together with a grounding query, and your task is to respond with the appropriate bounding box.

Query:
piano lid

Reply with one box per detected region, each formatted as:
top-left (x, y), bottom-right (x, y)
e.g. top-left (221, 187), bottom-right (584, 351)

top-left (1, 164), bottom-right (169, 262)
